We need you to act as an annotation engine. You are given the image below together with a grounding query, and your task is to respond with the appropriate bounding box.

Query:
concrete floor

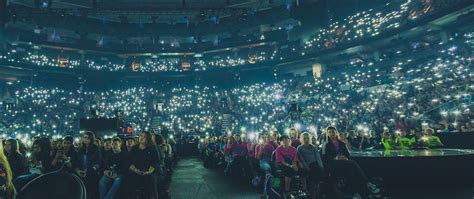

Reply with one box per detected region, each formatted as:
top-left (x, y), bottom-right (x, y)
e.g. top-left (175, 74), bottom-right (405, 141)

top-left (170, 158), bottom-right (474, 199)
top-left (169, 158), bottom-right (260, 199)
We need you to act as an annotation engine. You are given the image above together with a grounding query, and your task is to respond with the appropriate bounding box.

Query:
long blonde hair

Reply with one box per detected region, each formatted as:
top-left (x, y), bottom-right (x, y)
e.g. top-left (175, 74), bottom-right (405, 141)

top-left (0, 141), bottom-right (16, 197)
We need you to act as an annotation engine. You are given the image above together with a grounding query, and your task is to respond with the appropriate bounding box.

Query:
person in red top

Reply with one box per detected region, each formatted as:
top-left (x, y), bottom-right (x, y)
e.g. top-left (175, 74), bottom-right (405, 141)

top-left (275, 135), bottom-right (301, 196)
top-left (290, 128), bottom-right (301, 148)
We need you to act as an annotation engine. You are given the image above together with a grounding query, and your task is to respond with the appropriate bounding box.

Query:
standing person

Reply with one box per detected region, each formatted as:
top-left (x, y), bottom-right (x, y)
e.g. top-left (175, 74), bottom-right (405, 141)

top-left (3, 139), bottom-right (28, 179)
top-left (0, 142), bottom-right (16, 199)
top-left (99, 137), bottom-right (126, 199)
top-left (127, 132), bottom-right (159, 199)
top-left (155, 134), bottom-right (169, 198)
top-left (167, 136), bottom-right (178, 166)
top-left (275, 135), bottom-right (300, 198)
top-left (77, 132), bottom-right (102, 199)
top-left (322, 126), bottom-right (380, 197)
top-left (157, 135), bottom-right (172, 174)
top-left (297, 132), bottom-right (324, 199)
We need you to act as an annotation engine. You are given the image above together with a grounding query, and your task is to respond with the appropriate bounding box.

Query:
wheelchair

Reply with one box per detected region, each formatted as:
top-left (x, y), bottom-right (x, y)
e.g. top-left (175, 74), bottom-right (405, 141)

top-left (17, 172), bottom-right (86, 199)
top-left (262, 151), bottom-right (308, 199)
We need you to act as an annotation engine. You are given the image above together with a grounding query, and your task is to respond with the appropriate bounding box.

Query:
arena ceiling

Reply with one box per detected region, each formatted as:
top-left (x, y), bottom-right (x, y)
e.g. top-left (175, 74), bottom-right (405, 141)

top-left (2, 0), bottom-right (391, 53)
top-left (8, 0), bottom-right (296, 23)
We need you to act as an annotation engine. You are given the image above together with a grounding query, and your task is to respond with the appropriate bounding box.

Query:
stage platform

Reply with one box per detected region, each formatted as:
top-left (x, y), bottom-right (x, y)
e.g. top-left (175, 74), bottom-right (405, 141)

top-left (349, 149), bottom-right (474, 198)
top-left (350, 149), bottom-right (474, 186)
top-left (351, 148), bottom-right (474, 157)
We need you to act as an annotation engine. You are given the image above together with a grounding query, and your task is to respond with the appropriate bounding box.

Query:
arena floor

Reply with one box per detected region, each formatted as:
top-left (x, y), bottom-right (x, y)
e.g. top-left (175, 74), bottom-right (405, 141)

top-left (170, 158), bottom-right (260, 199)
top-left (170, 158), bottom-right (474, 199)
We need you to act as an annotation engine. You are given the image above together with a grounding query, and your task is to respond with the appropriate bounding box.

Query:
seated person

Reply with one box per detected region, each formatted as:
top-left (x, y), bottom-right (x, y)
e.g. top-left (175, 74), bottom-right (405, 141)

top-left (76, 132), bottom-right (102, 199)
top-left (423, 128), bottom-right (444, 148)
top-left (380, 131), bottom-right (396, 150)
top-left (410, 130), bottom-right (426, 148)
top-left (125, 137), bottom-right (136, 153)
top-left (256, 134), bottom-right (276, 175)
top-left (0, 143), bottom-right (16, 199)
top-left (99, 137), bottom-right (126, 199)
top-left (51, 136), bottom-right (79, 173)
top-left (395, 131), bottom-right (412, 150)
top-left (289, 128), bottom-right (301, 148)
top-left (339, 133), bottom-right (353, 151)
top-left (14, 139), bottom-right (52, 190)
top-left (127, 132), bottom-right (159, 199)
top-left (275, 135), bottom-right (300, 197)
top-left (4, 139), bottom-right (28, 180)
top-left (322, 126), bottom-right (380, 196)
top-left (203, 138), bottom-right (217, 168)
top-left (297, 132), bottom-right (324, 198)
top-left (223, 135), bottom-right (248, 177)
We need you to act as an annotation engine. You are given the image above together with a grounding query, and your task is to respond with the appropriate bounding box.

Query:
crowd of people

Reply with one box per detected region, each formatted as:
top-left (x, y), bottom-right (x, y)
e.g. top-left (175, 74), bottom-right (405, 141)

top-left (0, 0), bottom-right (464, 73)
top-left (0, 31), bottom-right (470, 198)
top-left (0, 1), bottom-right (472, 198)
top-left (1, 30), bottom-right (472, 142)
top-left (199, 124), bottom-right (446, 198)
top-left (302, 0), bottom-right (455, 50)
top-left (0, 131), bottom-right (177, 199)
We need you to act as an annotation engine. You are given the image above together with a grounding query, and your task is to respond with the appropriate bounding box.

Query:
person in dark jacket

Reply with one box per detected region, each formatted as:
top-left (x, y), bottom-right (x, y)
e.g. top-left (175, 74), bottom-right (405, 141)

top-left (3, 139), bottom-right (28, 180)
top-left (77, 132), bottom-right (102, 199)
top-left (322, 126), bottom-right (380, 196)
top-left (51, 136), bottom-right (80, 172)
top-left (99, 137), bottom-right (126, 199)
top-left (13, 139), bottom-right (52, 190)
top-left (127, 131), bottom-right (159, 199)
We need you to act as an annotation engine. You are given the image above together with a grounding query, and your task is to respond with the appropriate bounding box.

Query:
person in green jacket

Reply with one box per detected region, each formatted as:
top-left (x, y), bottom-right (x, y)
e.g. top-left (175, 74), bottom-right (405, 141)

top-left (424, 128), bottom-right (444, 148)
top-left (395, 130), bottom-right (412, 150)
top-left (381, 131), bottom-right (396, 150)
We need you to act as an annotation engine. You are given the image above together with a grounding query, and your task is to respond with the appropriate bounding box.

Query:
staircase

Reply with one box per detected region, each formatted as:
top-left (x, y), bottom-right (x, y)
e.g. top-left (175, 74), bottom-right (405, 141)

top-left (151, 115), bottom-right (163, 132)
top-left (221, 114), bottom-right (233, 134)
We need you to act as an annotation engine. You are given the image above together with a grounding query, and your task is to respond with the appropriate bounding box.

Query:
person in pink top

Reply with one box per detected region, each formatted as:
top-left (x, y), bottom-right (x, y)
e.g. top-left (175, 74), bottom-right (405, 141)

top-left (231, 135), bottom-right (247, 158)
top-left (290, 128), bottom-right (301, 148)
top-left (275, 135), bottom-right (301, 196)
top-left (257, 134), bottom-right (275, 174)
top-left (246, 137), bottom-right (259, 186)
top-left (254, 142), bottom-right (261, 161)
top-left (224, 135), bottom-right (249, 179)
top-left (223, 136), bottom-right (235, 156)
top-left (224, 135), bottom-right (247, 158)
top-left (246, 139), bottom-right (255, 159)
